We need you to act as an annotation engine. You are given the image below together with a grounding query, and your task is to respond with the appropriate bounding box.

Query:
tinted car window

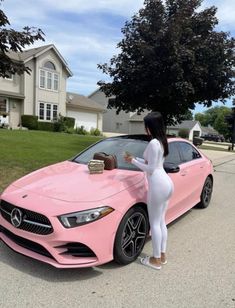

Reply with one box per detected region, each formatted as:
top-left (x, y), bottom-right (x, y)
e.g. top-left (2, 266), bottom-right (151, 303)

top-left (165, 142), bottom-right (181, 165)
top-left (178, 142), bottom-right (201, 162)
top-left (73, 138), bottom-right (148, 171)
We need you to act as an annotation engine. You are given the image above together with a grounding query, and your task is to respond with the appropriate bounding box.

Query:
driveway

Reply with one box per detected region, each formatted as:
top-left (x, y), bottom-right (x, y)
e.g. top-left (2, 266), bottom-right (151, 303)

top-left (0, 152), bottom-right (234, 308)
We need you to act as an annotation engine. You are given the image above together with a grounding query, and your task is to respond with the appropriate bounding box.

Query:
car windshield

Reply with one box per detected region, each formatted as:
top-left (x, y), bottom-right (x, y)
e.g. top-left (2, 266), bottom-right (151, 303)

top-left (73, 138), bottom-right (148, 171)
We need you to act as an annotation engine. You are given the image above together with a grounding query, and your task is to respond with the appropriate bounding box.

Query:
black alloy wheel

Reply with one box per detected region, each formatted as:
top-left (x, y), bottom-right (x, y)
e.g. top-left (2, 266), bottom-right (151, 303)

top-left (197, 176), bottom-right (213, 208)
top-left (114, 206), bottom-right (149, 265)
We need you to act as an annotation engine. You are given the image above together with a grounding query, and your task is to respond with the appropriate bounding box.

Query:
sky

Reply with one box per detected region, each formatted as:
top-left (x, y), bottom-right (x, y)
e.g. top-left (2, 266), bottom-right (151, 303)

top-left (1, 0), bottom-right (234, 114)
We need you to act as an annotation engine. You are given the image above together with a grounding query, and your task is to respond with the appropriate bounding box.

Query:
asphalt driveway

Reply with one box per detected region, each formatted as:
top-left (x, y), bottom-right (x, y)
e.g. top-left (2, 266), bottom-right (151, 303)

top-left (0, 152), bottom-right (234, 308)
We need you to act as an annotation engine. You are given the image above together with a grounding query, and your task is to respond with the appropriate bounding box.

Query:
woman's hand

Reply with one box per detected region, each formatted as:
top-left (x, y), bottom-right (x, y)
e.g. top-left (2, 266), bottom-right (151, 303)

top-left (123, 152), bottom-right (134, 163)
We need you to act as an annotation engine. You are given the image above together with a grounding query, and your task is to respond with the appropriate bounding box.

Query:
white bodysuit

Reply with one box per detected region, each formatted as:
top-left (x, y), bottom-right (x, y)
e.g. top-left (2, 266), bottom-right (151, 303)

top-left (132, 138), bottom-right (174, 258)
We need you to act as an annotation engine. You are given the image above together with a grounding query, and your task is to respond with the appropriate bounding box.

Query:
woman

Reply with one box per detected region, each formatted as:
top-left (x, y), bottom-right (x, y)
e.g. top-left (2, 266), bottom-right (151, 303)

top-left (124, 112), bottom-right (174, 270)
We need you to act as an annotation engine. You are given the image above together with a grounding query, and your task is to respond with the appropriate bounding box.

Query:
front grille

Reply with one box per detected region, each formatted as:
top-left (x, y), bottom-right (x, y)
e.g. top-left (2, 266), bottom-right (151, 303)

top-left (0, 226), bottom-right (54, 259)
top-left (56, 242), bottom-right (96, 258)
top-left (0, 200), bottom-right (53, 235)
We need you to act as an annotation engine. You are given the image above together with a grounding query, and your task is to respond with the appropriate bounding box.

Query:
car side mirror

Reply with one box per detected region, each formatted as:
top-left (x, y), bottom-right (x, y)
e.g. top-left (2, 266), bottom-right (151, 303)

top-left (164, 162), bottom-right (180, 173)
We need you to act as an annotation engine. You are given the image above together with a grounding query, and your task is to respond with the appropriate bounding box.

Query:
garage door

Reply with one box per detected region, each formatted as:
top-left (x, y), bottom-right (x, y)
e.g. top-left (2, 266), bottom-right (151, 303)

top-left (67, 110), bottom-right (97, 131)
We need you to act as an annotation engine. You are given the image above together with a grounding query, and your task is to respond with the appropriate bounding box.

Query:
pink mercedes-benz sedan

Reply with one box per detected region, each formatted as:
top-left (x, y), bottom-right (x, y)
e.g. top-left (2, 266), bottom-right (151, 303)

top-left (0, 135), bottom-right (213, 268)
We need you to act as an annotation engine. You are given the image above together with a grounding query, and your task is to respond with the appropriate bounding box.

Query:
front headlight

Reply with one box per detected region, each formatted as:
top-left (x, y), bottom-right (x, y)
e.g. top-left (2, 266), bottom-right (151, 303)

top-left (58, 206), bottom-right (114, 228)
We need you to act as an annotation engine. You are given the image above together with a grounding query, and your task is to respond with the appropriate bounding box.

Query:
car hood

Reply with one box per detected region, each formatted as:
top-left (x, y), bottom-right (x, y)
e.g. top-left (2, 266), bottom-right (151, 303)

top-left (10, 161), bottom-right (144, 202)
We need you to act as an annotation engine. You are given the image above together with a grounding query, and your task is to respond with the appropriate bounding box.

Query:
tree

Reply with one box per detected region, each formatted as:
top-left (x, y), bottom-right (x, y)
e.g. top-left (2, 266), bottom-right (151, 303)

top-left (194, 113), bottom-right (208, 126)
top-left (181, 109), bottom-right (193, 121)
top-left (0, 0), bottom-right (45, 78)
top-left (98, 0), bottom-right (235, 125)
top-left (195, 106), bottom-right (232, 137)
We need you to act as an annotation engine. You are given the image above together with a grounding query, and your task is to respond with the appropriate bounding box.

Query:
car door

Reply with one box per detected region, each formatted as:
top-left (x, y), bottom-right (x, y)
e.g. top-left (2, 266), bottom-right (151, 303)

top-left (164, 141), bottom-right (184, 223)
top-left (176, 141), bottom-right (205, 211)
top-left (165, 141), bottom-right (205, 223)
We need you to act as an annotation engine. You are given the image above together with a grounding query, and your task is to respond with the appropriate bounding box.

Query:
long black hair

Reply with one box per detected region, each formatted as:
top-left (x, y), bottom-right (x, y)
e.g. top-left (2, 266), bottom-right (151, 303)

top-left (144, 112), bottom-right (169, 157)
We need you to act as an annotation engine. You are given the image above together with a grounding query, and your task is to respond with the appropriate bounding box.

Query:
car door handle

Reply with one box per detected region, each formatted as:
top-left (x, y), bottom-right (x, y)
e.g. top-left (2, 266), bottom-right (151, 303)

top-left (181, 171), bottom-right (188, 176)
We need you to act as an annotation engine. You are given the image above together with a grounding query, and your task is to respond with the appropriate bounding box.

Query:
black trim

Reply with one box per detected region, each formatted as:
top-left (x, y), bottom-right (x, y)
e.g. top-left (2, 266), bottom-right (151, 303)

top-left (0, 226), bottom-right (54, 259)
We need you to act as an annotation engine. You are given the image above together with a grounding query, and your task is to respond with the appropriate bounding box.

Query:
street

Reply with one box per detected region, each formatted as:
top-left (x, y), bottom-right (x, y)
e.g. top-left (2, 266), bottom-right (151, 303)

top-left (0, 154), bottom-right (234, 308)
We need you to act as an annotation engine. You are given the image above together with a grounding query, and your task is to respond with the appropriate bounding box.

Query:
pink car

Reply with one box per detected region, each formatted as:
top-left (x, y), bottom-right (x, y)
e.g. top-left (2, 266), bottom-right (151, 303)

top-left (0, 135), bottom-right (213, 268)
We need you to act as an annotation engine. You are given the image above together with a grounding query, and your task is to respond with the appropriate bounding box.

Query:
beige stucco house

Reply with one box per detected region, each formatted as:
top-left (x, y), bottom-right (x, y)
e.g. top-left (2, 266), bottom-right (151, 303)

top-left (0, 44), bottom-right (73, 129)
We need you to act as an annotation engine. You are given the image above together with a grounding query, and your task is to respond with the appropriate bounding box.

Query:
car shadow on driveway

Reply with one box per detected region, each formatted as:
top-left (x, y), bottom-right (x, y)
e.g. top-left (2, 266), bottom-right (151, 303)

top-left (0, 242), bottom-right (104, 282)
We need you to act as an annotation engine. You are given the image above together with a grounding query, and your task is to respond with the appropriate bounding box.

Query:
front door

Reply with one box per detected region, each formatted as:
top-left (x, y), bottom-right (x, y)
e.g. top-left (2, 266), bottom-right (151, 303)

top-left (0, 97), bottom-right (9, 127)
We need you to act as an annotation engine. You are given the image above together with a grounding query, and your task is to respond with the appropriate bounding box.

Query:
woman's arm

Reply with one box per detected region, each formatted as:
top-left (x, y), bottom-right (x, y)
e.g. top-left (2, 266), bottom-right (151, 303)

top-left (135, 157), bottom-right (145, 163)
top-left (132, 141), bottom-right (160, 174)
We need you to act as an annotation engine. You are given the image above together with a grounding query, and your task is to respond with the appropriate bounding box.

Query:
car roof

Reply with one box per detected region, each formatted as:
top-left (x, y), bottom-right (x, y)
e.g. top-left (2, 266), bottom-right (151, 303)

top-left (106, 134), bottom-right (188, 143)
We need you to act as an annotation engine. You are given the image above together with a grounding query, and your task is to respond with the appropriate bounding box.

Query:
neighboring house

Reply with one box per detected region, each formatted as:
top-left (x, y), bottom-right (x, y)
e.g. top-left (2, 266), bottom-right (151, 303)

top-left (88, 88), bottom-right (148, 134)
top-left (167, 120), bottom-right (202, 140)
top-left (0, 44), bottom-right (72, 129)
top-left (66, 92), bottom-right (105, 131)
top-left (201, 125), bottom-right (219, 137)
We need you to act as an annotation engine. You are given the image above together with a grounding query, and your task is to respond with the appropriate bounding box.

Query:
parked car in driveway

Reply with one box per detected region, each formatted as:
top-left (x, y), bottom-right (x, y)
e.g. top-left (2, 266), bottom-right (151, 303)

top-left (202, 134), bottom-right (225, 142)
top-left (0, 135), bottom-right (214, 268)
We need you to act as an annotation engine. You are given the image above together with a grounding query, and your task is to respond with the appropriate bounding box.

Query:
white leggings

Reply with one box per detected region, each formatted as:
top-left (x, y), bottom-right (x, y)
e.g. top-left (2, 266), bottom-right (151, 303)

top-left (147, 199), bottom-right (168, 258)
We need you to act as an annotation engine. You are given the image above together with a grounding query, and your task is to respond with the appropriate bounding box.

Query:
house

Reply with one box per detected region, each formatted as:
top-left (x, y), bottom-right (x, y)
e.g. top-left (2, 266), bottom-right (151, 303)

top-left (167, 120), bottom-right (202, 140)
top-left (66, 92), bottom-right (105, 131)
top-left (88, 88), bottom-right (147, 134)
top-left (89, 88), bottom-right (201, 139)
top-left (0, 44), bottom-right (73, 129)
top-left (201, 125), bottom-right (219, 137)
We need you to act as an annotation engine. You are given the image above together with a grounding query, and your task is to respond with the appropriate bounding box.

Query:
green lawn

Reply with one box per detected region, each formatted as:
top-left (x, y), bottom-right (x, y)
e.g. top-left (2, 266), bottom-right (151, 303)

top-left (0, 130), bottom-right (103, 193)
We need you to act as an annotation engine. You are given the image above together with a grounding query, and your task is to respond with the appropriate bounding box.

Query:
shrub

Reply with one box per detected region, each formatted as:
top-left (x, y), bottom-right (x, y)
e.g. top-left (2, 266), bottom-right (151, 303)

top-left (75, 125), bottom-right (88, 135)
top-left (64, 127), bottom-right (75, 134)
top-left (178, 128), bottom-right (189, 139)
top-left (90, 128), bottom-right (101, 136)
top-left (21, 115), bottom-right (38, 130)
top-left (38, 121), bottom-right (54, 131)
top-left (64, 117), bottom-right (75, 128)
top-left (53, 115), bottom-right (66, 132)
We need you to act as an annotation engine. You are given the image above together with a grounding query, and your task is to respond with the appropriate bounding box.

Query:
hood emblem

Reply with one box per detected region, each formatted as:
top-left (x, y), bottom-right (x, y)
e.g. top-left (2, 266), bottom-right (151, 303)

top-left (11, 208), bottom-right (23, 228)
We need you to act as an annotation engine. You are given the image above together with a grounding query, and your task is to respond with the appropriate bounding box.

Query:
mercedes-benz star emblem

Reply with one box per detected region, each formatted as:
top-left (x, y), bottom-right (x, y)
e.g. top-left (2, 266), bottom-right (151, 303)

top-left (11, 208), bottom-right (22, 228)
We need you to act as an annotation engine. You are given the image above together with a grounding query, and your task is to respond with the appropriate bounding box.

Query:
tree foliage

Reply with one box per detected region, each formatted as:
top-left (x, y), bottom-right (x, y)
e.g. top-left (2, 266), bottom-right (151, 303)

top-left (195, 106), bottom-right (232, 138)
top-left (0, 0), bottom-right (45, 77)
top-left (98, 0), bottom-right (235, 125)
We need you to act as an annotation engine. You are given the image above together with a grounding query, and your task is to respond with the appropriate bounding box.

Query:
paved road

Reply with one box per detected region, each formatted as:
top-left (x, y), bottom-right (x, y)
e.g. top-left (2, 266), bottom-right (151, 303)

top-left (0, 158), bottom-right (235, 308)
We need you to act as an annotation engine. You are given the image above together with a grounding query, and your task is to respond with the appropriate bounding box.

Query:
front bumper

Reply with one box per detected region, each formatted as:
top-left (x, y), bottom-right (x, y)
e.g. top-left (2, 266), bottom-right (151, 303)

top-left (0, 204), bottom-right (122, 268)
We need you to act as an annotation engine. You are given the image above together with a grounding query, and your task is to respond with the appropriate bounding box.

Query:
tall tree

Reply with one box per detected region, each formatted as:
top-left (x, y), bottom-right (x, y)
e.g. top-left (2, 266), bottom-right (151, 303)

top-left (0, 0), bottom-right (45, 78)
top-left (98, 0), bottom-right (235, 125)
top-left (195, 106), bottom-right (232, 137)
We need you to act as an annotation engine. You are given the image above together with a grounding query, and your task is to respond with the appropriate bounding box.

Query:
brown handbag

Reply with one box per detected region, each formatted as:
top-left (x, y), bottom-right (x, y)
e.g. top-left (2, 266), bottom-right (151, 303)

top-left (93, 152), bottom-right (117, 170)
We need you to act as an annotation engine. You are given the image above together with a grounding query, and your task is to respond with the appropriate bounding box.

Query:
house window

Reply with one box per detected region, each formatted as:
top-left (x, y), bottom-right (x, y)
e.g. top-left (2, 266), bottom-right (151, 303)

top-left (39, 60), bottom-right (59, 91)
top-left (40, 70), bottom-right (45, 88)
top-left (54, 74), bottom-right (59, 91)
top-left (38, 102), bottom-right (58, 121)
top-left (39, 103), bottom-right (44, 120)
top-left (53, 105), bottom-right (58, 121)
top-left (0, 98), bottom-right (7, 113)
top-left (47, 72), bottom-right (52, 90)
top-left (46, 104), bottom-right (51, 120)
top-left (44, 61), bottom-right (56, 70)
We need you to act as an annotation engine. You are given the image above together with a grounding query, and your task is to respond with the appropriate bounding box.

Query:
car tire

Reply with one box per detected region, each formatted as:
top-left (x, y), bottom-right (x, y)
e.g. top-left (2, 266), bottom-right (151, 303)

top-left (114, 206), bottom-right (149, 265)
top-left (197, 176), bottom-right (213, 209)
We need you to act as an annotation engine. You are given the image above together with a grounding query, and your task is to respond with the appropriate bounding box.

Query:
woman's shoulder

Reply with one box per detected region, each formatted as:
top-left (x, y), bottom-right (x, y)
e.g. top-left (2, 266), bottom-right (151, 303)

top-left (149, 138), bottom-right (160, 145)
top-left (149, 138), bottom-right (163, 152)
